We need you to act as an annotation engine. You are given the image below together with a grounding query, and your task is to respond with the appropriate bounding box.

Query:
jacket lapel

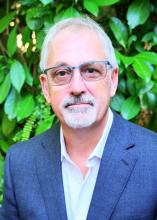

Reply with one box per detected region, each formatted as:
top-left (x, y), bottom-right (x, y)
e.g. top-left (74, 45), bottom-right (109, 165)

top-left (36, 125), bottom-right (67, 220)
top-left (87, 113), bottom-right (138, 220)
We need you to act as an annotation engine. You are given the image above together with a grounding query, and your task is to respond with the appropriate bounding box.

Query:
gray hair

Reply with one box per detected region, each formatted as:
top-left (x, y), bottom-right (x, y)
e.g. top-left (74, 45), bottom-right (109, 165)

top-left (40, 16), bottom-right (118, 70)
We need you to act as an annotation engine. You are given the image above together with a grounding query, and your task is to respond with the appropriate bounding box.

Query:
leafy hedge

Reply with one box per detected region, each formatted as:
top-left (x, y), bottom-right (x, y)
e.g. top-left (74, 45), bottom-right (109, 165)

top-left (0, 0), bottom-right (157, 203)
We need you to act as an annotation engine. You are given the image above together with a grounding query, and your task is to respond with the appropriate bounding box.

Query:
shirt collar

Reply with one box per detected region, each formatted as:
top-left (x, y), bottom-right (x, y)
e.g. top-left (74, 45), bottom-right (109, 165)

top-left (60, 108), bottom-right (113, 162)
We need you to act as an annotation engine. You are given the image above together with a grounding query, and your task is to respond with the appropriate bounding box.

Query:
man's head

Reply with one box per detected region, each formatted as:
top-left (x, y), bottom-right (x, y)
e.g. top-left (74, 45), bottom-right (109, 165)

top-left (40, 16), bottom-right (118, 129)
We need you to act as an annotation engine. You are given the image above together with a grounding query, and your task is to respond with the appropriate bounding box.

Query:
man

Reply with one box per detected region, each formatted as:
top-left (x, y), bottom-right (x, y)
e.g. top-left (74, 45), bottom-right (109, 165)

top-left (1, 16), bottom-right (157, 220)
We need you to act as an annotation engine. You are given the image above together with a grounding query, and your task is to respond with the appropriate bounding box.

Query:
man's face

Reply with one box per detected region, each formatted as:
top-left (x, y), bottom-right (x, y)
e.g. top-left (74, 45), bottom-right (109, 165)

top-left (40, 26), bottom-right (118, 129)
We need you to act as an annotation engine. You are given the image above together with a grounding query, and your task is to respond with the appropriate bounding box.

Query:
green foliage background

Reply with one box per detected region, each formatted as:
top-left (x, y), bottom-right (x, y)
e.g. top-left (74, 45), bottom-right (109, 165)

top-left (0, 0), bottom-right (157, 203)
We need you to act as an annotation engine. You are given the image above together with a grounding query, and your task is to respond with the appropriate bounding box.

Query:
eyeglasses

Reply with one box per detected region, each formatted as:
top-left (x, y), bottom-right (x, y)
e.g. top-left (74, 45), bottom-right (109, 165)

top-left (43, 60), bottom-right (113, 86)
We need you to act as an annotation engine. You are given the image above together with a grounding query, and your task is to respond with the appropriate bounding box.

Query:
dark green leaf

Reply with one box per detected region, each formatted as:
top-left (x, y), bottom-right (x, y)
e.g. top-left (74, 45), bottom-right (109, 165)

top-left (127, 0), bottom-right (150, 29)
top-left (7, 25), bottom-right (17, 57)
top-left (110, 92), bottom-right (125, 112)
top-left (121, 96), bottom-right (140, 120)
top-left (118, 79), bottom-right (127, 94)
top-left (20, 0), bottom-right (37, 5)
top-left (128, 35), bottom-right (137, 48)
top-left (4, 88), bottom-right (21, 120)
top-left (0, 12), bottom-right (16, 33)
top-left (10, 60), bottom-right (25, 93)
top-left (142, 92), bottom-right (157, 109)
top-left (0, 70), bottom-right (5, 83)
top-left (17, 94), bottom-right (35, 121)
top-left (26, 8), bottom-right (44, 30)
top-left (24, 66), bottom-right (33, 86)
top-left (138, 80), bottom-right (154, 95)
top-left (126, 78), bottom-right (136, 96)
top-left (2, 113), bottom-right (16, 137)
top-left (22, 26), bottom-right (31, 44)
top-left (109, 17), bottom-right (128, 48)
top-left (0, 140), bottom-right (9, 154)
top-left (56, 4), bottom-right (64, 14)
top-left (0, 74), bottom-right (11, 104)
top-left (142, 32), bottom-right (154, 42)
top-left (36, 30), bottom-right (45, 50)
top-left (83, 0), bottom-right (99, 16)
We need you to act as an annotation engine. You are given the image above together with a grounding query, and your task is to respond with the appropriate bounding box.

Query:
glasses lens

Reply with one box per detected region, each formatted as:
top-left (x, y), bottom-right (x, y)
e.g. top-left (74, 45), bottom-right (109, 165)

top-left (47, 67), bottom-right (72, 85)
top-left (80, 62), bottom-right (107, 81)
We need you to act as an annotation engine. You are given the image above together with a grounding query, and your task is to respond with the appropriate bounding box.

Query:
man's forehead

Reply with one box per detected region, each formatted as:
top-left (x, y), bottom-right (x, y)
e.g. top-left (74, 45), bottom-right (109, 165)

top-left (46, 25), bottom-right (105, 67)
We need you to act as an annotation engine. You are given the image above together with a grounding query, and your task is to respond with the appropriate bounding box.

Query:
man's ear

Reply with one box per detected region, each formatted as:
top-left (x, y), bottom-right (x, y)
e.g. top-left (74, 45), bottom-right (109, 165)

top-left (40, 74), bottom-right (51, 104)
top-left (110, 68), bottom-right (118, 97)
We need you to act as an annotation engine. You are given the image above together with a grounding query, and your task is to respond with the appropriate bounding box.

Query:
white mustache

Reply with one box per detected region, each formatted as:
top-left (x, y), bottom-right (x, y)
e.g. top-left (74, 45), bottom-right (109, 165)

top-left (61, 95), bottom-right (96, 108)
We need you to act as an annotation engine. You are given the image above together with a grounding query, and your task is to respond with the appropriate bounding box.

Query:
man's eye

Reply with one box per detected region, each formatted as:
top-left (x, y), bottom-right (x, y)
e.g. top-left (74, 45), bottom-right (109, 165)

top-left (57, 71), bottom-right (67, 76)
top-left (55, 70), bottom-right (69, 77)
top-left (87, 68), bottom-right (97, 73)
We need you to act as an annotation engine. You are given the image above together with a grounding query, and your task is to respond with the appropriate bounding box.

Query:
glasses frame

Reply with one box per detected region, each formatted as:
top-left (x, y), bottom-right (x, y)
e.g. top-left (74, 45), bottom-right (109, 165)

top-left (43, 60), bottom-right (113, 86)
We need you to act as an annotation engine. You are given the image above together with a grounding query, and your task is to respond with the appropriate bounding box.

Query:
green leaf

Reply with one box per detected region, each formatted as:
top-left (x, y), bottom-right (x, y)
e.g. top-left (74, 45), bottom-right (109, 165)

top-left (135, 52), bottom-right (157, 65)
top-left (7, 25), bottom-right (17, 57)
top-left (10, 60), bottom-right (25, 93)
top-left (56, 4), bottom-right (64, 14)
top-left (0, 74), bottom-right (11, 104)
top-left (138, 80), bottom-right (154, 95)
top-left (127, 0), bottom-right (150, 29)
top-left (94, 0), bottom-right (120, 6)
top-left (16, 94), bottom-right (35, 121)
top-left (2, 113), bottom-right (16, 137)
top-left (83, 0), bottom-right (99, 16)
top-left (118, 79), bottom-right (127, 94)
top-left (142, 32), bottom-right (154, 42)
top-left (22, 26), bottom-right (31, 44)
top-left (121, 96), bottom-right (140, 120)
top-left (26, 7), bottom-right (44, 30)
top-left (0, 140), bottom-right (9, 154)
top-left (39, 0), bottom-right (52, 5)
top-left (128, 35), bottom-right (137, 48)
top-left (4, 88), bottom-right (21, 120)
top-left (0, 70), bottom-right (5, 83)
top-left (0, 12), bottom-right (16, 33)
top-left (109, 17), bottom-right (128, 48)
top-left (35, 115), bottom-right (55, 135)
top-left (24, 66), bottom-right (33, 86)
top-left (54, 7), bottom-right (80, 23)
top-left (116, 51), bottom-right (133, 67)
top-left (142, 92), bottom-right (156, 109)
top-left (132, 58), bottom-right (152, 82)
top-left (19, 0), bottom-right (37, 5)
top-left (63, 7), bottom-right (80, 18)
top-left (36, 30), bottom-right (45, 50)
top-left (126, 78), bottom-right (136, 96)
top-left (110, 92), bottom-right (125, 112)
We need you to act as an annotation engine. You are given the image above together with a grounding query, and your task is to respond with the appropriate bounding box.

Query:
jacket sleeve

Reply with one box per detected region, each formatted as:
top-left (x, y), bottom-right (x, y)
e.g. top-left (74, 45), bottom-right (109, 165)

top-left (0, 150), bottom-right (20, 220)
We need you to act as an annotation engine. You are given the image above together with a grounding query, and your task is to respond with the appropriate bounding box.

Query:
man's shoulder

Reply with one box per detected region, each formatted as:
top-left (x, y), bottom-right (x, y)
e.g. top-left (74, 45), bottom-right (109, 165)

top-left (113, 111), bottom-right (157, 149)
top-left (8, 123), bottom-right (60, 158)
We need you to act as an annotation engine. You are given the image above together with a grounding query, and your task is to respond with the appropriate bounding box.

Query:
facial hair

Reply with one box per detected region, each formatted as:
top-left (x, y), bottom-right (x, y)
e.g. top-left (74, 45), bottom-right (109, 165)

top-left (59, 94), bottom-right (97, 128)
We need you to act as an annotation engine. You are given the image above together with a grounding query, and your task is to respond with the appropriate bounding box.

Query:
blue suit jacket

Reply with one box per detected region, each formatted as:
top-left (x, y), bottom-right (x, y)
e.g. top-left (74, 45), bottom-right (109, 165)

top-left (1, 112), bottom-right (157, 220)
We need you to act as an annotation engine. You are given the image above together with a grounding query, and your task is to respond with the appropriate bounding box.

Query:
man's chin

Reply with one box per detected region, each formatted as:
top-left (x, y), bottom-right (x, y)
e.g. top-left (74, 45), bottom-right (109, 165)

top-left (63, 116), bottom-right (96, 129)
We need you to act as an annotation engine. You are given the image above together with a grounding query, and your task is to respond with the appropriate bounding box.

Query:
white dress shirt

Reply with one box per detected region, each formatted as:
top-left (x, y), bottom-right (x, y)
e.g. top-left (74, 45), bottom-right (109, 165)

top-left (60, 109), bottom-right (113, 220)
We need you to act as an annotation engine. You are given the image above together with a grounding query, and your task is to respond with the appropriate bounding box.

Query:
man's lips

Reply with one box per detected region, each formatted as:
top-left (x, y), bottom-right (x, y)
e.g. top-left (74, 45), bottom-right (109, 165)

top-left (65, 102), bottom-right (93, 108)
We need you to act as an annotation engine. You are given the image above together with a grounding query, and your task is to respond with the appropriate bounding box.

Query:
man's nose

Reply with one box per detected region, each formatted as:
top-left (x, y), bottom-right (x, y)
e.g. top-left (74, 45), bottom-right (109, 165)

top-left (68, 69), bottom-right (87, 96)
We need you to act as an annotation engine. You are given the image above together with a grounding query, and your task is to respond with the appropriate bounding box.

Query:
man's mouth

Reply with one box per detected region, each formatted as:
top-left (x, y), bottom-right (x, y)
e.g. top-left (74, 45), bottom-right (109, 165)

top-left (65, 102), bottom-right (94, 108)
